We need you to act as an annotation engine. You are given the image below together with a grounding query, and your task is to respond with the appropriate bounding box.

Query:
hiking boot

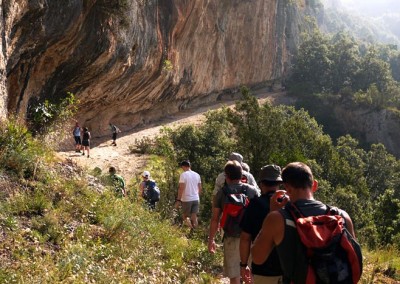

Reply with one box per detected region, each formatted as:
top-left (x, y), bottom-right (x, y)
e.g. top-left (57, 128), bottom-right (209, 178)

top-left (82, 153), bottom-right (85, 156)
top-left (87, 155), bottom-right (90, 158)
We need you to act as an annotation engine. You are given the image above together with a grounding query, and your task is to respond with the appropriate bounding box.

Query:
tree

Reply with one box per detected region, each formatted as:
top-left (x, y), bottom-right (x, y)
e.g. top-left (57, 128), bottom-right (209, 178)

top-left (355, 47), bottom-right (392, 93)
top-left (289, 31), bottom-right (332, 94)
top-left (329, 33), bottom-right (361, 93)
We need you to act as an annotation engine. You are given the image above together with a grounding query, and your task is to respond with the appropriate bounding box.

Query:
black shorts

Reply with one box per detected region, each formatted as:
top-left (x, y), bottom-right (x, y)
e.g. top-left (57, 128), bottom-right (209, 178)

top-left (112, 133), bottom-right (117, 140)
top-left (74, 136), bottom-right (81, 145)
top-left (82, 140), bottom-right (90, 147)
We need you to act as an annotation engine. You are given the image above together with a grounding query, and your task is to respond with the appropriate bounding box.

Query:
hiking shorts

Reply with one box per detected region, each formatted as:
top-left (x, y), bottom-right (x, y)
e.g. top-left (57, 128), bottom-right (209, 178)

top-left (253, 275), bottom-right (283, 284)
top-left (112, 133), bottom-right (117, 140)
top-left (181, 200), bottom-right (199, 216)
top-left (82, 140), bottom-right (90, 147)
top-left (223, 236), bottom-right (240, 279)
top-left (74, 136), bottom-right (81, 145)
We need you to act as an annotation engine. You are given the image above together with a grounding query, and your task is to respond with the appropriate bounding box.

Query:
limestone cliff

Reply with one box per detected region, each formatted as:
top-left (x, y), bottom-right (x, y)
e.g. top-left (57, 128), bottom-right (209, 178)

top-left (0, 0), bottom-right (311, 135)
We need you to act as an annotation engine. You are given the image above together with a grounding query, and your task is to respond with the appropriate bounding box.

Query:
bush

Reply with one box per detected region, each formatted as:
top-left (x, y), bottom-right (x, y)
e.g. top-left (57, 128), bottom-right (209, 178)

top-left (0, 118), bottom-right (50, 178)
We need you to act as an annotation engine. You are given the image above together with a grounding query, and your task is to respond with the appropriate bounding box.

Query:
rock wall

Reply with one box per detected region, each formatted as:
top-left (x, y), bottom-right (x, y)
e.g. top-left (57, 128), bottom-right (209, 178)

top-left (333, 106), bottom-right (400, 157)
top-left (0, 0), bottom-right (308, 135)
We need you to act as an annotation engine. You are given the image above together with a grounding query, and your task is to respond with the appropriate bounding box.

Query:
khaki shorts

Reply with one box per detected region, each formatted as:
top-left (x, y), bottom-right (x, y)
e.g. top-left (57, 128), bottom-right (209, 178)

top-left (181, 200), bottom-right (199, 216)
top-left (223, 237), bottom-right (240, 279)
top-left (254, 275), bottom-right (283, 284)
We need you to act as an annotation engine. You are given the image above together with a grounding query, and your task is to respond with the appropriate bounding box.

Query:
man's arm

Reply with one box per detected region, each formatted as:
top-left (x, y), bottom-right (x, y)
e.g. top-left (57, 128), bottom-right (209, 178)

top-left (251, 211), bottom-right (284, 264)
top-left (198, 174), bottom-right (202, 195)
top-left (177, 182), bottom-right (185, 200)
top-left (208, 206), bottom-right (221, 253)
top-left (240, 231), bottom-right (253, 283)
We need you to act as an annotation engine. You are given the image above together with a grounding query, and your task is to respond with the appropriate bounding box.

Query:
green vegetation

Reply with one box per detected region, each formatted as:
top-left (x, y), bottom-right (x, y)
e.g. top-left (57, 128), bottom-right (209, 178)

top-left (286, 30), bottom-right (400, 144)
top-left (1, 88), bottom-right (400, 282)
top-left (288, 30), bottom-right (400, 108)
top-left (133, 88), bottom-right (400, 282)
top-left (0, 119), bottom-right (222, 282)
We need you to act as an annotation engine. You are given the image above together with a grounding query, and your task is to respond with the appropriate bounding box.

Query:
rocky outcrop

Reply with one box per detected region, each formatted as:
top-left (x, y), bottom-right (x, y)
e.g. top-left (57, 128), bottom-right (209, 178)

top-left (0, 0), bottom-right (310, 135)
top-left (333, 106), bottom-right (400, 157)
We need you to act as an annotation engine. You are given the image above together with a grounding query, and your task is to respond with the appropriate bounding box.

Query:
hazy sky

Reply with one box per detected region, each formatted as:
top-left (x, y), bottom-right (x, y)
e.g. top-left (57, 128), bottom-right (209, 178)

top-left (339, 0), bottom-right (400, 16)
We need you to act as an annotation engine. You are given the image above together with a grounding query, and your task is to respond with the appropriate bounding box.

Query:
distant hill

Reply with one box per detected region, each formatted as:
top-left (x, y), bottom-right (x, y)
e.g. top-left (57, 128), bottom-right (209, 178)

top-left (319, 0), bottom-right (400, 46)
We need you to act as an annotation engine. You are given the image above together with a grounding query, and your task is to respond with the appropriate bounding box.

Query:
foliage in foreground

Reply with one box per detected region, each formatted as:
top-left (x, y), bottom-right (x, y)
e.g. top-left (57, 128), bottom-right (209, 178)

top-left (0, 120), bottom-right (223, 283)
top-left (137, 88), bottom-right (400, 254)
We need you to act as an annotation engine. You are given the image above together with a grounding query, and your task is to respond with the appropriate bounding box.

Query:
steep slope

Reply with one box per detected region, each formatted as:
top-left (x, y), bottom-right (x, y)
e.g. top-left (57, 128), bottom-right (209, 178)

top-left (0, 0), bottom-right (311, 135)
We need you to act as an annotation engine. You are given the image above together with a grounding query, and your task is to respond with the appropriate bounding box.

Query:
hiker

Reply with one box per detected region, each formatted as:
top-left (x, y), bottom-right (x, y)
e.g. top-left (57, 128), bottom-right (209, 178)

top-left (140, 170), bottom-right (160, 209)
top-left (239, 165), bottom-right (283, 284)
top-left (213, 152), bottom-right (259, 196)
top-left (109, 167), bottom-right (126, 197)
top-left (242, 162), bottom-right (250, 173)
top-left (208, 160), bottom-right (259, 284)
top-left (109, 123), bottom-right (121, 146)
top-left (252, 162), bottom-right (361, 284)
top-left (81, 127), bottom-right (91, 158)
top-left (174, 160), bottom-right (202, 229)
top-left (72, 122), bottom-right (82, 152)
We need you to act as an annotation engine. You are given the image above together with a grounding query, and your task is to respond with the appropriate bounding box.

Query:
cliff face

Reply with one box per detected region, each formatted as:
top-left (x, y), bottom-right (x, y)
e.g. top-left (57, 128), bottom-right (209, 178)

top-left (0, 0), bottom-right (308, 134)
top-left (333, 106), bottom-right (400, 158)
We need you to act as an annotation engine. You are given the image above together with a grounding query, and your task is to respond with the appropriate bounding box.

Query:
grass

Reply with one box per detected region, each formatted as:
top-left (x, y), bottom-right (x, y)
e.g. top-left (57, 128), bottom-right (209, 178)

top-left (361, 247), bottom-right (400, 283)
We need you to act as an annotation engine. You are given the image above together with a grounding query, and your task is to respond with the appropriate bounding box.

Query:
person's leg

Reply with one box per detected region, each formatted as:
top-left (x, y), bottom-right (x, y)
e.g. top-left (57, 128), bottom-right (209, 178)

top-left (87, 146), bottom-right (90, 157)
top-left (181, 202), bottom-right (193, 228)
top-left (190, 200), bottom-right (199, 228)
top-left (223, 237), bottom-right (241, 284)
top-left (112, 133), bottom-right (117, 145)
top-left (82, 146), bottom-right (85, 155)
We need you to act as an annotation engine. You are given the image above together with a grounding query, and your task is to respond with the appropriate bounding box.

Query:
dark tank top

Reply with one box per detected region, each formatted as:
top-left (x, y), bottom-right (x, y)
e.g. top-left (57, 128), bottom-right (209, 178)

top-left (277, 199), bottom-right (330, 284)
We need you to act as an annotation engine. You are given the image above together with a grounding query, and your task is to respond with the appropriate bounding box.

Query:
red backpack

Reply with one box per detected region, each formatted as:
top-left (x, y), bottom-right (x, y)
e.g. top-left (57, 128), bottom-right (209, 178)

top-left (286, 203), bottom-right (363, 284)
top-left (219, 184), bottom-right (249, 237)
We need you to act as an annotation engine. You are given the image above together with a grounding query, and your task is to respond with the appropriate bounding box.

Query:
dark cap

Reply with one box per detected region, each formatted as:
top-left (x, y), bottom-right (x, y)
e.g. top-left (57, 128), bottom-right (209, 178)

top-left (180, 160), bottom-right (191, 167)
top-left (259, 165), bottom-right (282, 182)
top-left (228, 152), bottom-right (243, 164)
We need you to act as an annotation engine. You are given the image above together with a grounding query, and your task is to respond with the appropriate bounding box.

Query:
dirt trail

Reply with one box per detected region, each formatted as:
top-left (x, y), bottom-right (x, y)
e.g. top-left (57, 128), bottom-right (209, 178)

top-left (58, 90), bottom-right (291, 183)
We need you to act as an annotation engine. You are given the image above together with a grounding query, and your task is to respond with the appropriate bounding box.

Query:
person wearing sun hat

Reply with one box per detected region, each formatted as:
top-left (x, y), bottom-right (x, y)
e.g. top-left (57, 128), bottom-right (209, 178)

top-left (213, 152), bottom-right (260, 196)
top-left (139, 170), bottom-right (160, 209)
top-left (239, 164), bottom-right (284, 284)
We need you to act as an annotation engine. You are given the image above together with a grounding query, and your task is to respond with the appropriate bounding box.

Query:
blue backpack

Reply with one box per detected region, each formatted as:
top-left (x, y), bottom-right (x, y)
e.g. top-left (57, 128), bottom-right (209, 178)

top-left (144, 180), bottom-right (160, 202)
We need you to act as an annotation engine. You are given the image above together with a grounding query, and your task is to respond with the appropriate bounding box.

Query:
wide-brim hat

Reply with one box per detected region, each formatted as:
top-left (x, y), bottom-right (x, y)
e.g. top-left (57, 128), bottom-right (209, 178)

top-left (259, 165), bottom-right (282, 182)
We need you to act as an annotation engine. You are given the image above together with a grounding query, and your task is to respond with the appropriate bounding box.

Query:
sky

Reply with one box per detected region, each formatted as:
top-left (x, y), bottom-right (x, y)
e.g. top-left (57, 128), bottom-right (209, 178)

top-left (339, 0), bottom-right (400, 16)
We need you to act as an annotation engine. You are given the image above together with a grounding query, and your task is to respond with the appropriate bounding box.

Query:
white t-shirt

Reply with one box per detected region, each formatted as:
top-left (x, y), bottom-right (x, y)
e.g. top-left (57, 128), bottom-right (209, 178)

top-left (179, 170), bottom-right (201, 202)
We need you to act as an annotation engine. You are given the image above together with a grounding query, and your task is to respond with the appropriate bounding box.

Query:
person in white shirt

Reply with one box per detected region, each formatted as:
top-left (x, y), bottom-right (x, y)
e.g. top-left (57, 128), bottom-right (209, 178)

top-left (174, 160), bottom-right (202, 229)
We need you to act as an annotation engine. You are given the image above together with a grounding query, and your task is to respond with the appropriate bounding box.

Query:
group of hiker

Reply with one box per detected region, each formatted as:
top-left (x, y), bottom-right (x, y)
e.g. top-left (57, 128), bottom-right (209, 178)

top-left (73, 122), bottom-right (91, 158)
top-left (206, 153), bottom-right (362, 284)
top-left (72, 122), bottom-right (121, 158)
top-left (71, 122), bottom-right (363, 283)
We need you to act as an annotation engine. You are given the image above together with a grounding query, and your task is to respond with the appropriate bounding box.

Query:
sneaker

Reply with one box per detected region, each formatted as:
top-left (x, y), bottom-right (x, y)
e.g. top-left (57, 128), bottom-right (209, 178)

top-left (87, 155), bottom-right (90, 158)
top-left (82, 153), bottom-right (85, 156)
top-left (184, 217), bottom-right (193, 228)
